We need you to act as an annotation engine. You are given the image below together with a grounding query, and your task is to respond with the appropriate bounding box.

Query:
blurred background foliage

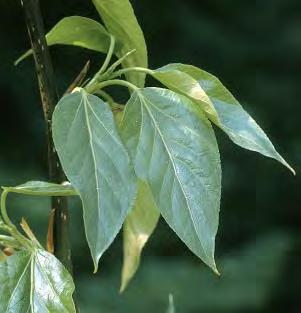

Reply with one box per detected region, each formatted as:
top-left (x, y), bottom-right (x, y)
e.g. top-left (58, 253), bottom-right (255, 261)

top-left (0, 0), bottom-right (300, 312)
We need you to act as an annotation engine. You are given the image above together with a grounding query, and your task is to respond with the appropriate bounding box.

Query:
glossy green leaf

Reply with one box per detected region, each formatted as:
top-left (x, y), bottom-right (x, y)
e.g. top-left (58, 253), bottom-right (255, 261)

top-left (3, 181), bottom-right (78, 196)
top-left (92, 0), bottom-right (148, 87)
top-left (0, 249), bottom-right (76, 312)
top-left (120, 88), bottom-right (221, 272)
top-left (15, 16), bottom-right (110, 65)
top-left (154, 64), bottom-right (294, 174)
top-left (52, 88), bottom-right (136, 271)
top-left (121, 180), bottom-right (160, 292)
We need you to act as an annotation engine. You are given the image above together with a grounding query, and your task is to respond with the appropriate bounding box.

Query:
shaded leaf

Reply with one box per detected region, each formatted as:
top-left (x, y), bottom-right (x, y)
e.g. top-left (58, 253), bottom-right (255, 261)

top-left (15, 16), bottom-right (110, 65)
top-left (154, 64), bottom-right (294, 174)
top-left (52, 88), bottom-right (136, 271)
top-left (121, 180), bottom-right (160, 292)
top-left (3, 181), bottom-right (78, 196)
top-left (120, 88), bottom-right (221, 272)
top-left (92, 0), bottom-right (148, 87)
top-left (0, 249), bottom-right (76, 312)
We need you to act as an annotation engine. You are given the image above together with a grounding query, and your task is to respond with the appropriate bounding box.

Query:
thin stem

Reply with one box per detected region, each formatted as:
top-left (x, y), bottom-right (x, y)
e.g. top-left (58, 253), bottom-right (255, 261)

top-left (103, 49), bottom-right (136, 78)
top-left (86, 35), bottom-right (116, 88)
top-left (86, 79), bottom-right (139, 94)
top-left (0, 190), bottom-right (31, 248)
top-left (95, 90), bottom-right (115, 104)
top-left (1, 190), bottom-right (14, 230)
top-left (99, 35), bottom-right (116, 75)
top-left (0, 235), bottom-right (23, 249)
top-left (110, 67), bottom-right (154, 79)
top-left (21, 0), bottom-right (73, 273)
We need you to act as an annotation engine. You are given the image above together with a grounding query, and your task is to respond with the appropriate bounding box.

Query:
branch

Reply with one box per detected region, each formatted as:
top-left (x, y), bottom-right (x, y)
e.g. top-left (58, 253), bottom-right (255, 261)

top-left (21, 0), bottom-right (73, 273)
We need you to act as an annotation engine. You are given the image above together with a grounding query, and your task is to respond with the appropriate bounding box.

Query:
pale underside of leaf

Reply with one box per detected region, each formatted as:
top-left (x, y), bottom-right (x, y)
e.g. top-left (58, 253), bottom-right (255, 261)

top-left (120, 87), bottom-right (221, 272)
top-left (3, 181), bottom-right (78, 197)
top-left (121, 180), bottom-right (160, 292)
top-left (154, 64), bottom-right (294, 174)
top-left (91, 0), bottom-right (148, 87)
top-left (0, 250), bottom-right (76, 313)
top-left (52, 89), bottom-right (136, 272)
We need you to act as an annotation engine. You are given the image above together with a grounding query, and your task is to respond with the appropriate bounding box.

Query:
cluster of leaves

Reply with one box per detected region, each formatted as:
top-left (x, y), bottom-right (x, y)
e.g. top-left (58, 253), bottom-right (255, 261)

top-left (1, 0), bottom-right (293, 311)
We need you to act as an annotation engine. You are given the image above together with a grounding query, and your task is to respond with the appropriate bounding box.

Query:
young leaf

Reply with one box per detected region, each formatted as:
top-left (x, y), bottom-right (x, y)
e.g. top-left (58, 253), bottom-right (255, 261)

top-left (121, 180), bottom-right (160, 292)
top-left (120, 88), bottom-right (221, 272)
top-left (154, 64), bottom-right (294, 174)
top-left (3, 181), bottom-right (78, 196)
top-left (15, 16), bottom-right (110, 65)
top-left (0, 249), bottom-right (76, 312)
top-left (52, 88), bottom-right (136, 271)
top-left (91, 0), bottom-right (148, 87)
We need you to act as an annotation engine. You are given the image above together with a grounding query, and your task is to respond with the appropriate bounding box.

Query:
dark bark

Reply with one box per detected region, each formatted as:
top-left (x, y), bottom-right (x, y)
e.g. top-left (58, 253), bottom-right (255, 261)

top-left (21, 0), bottom-right (73, 273)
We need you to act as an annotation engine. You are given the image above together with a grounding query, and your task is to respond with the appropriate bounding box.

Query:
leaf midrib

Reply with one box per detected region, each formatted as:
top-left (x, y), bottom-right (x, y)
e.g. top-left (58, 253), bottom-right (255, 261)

top-left (137, 92), bottom-right (211, 263)
top-left (82, 93), bottom-right (102, 247)
top-left (5, 253), bottom-right (32, 313)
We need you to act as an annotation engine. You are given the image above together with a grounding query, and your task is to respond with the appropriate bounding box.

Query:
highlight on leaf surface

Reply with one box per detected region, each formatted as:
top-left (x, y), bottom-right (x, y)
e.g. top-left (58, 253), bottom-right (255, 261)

top-left (15, 16), bottom-right (110, 65)
top-left (154, 63), bottom-right (294, 174)
top-left (120, 87), bottom-right (221, 273)
top-left (0, 249), bottom-right (76, 312)
top-left (121, 181), bottom-right (160, 292)
top-left (52, 88), bottom-right (136, 272)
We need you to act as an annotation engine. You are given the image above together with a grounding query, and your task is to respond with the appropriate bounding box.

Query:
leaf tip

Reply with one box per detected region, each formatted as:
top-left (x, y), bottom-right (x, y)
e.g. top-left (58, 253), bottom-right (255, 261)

top-left (119, 283), bottom-right (126, 294)
top-left (280, 158), bottom-right (296, 176)
top-left (93, 263), bottom-right (98, 274)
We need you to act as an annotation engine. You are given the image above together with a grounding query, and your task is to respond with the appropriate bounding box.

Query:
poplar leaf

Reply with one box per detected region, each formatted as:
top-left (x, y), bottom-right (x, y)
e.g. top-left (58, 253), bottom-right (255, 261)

top-left (120, 88), bottom-right (221, 272)
top-left (154, 64), bottom-right (294, 174)
top-left (0, 250), bottom-right (76, 312)
top-left (52, 88), bottom-right (136, 271)
top-left (121, 181), bottom-right (159, 292)
top-left (15, 16), bottom-right (110, 65)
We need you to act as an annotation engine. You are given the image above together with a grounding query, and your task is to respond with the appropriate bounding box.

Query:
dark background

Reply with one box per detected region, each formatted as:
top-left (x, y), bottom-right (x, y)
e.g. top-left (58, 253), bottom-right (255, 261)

top-left (1, 1), bottom-right (300, 312)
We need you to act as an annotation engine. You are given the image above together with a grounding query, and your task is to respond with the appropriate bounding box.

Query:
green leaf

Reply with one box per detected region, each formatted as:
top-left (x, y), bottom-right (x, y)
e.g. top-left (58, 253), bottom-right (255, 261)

top-left (15, 16), bottom-right (110, 65)
top-left (52, 88), bottom-right (136, 271)
top-left (3, 181), bottom-right (78, 196)
top-left (154, 64), bottom-right (294, 174)
top-left (120, 88), bottom-right (221, 272)
top-left (0, 249), bottom-right (76, 312)
top-left (92, 0), bottom-right (148, 87)
top-left (121, 180), bottom-right (160, 292)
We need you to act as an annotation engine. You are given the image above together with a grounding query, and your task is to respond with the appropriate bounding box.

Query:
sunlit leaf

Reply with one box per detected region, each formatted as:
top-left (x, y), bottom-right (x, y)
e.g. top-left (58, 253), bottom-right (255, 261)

top-left (120, 88), bottom-right (221, 272)
top-left (92, 0), bottom-right (148, 87)
top-left (52, 88), bottom-right (136, 271)
top-left (121, 180), bottom-right (160, 292)
top-left (15, 16), bottom-right (110, 65)
top-left (153, 64), bottom-right (294, 174)
top-left (0, 249), bottom-right (76, 312)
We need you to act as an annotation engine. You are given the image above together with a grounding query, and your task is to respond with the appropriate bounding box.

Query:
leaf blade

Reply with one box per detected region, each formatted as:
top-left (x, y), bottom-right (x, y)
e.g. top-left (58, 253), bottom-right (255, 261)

top-left (15, 16), bottom-right (110, 65)
top-left (0, 250), bottom-right (76, 313)
top-left (121, 180), bottom-right (160, 292)
top-left (3, 181), bottom-right (78, 197)
top-left (52, 89), bottom-right (136, 271)
top-left (154, 64), bottom-right (294, 174)
top-left (120, 88), bottom-right (221, 272)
